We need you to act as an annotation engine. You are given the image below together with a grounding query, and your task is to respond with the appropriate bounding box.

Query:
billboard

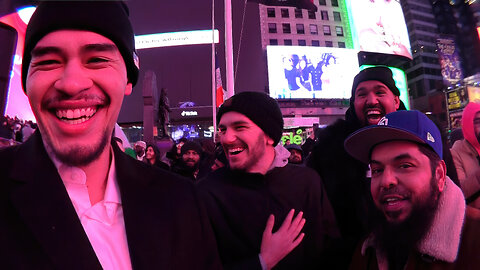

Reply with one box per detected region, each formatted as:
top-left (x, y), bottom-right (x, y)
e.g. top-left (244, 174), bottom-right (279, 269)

top-left (267, 45), bottom-right (360, 99)
top-left (0, 7), bottom-right (35, 120)
top-left (436, 36), bottom-right (463, 86)
top-left (346, 0), bottom-right (412, 59)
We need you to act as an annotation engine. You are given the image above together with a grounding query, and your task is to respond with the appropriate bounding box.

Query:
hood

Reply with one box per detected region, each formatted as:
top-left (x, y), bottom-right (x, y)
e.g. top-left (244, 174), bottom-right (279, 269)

top-left (461, 102), bottom-right (480, 156)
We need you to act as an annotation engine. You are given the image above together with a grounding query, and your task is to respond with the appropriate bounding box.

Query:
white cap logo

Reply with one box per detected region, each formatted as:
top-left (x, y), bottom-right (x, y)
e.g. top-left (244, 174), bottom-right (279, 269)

top-left (427, 132), bottom-right (435, 143)
top-left (378, 117), bottom-right (388, 126)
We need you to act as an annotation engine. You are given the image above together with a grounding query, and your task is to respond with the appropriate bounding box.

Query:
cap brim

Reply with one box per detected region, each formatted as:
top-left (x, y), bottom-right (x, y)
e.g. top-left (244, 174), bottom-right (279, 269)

top-left (344, 126), bottom-right (426, 164)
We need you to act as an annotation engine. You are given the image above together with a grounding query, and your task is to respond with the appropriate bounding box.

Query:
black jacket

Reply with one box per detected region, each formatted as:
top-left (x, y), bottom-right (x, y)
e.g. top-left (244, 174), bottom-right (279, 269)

top-left (198, 164), bottom-right (340, 270)
top-left (306, 117), bottom-right (373, 269)
top-left (0, 130), bottom-right (222, 270)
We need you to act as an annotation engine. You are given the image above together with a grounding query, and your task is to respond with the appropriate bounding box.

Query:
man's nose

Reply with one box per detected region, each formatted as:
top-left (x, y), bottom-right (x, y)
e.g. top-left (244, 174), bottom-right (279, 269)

top-left (365, 92), bottom-right (379, 105)
top-left (54, 61), bottom-right (93, 95)
top-left (377, 167), bottom-right (398, 190)
top-left (220, 129), bottom-right (236, 144)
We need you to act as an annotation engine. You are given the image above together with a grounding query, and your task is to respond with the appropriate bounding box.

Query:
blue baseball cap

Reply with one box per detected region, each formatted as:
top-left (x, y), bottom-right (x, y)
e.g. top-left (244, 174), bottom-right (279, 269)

top-left (344, 110), bottom-right (442, 163)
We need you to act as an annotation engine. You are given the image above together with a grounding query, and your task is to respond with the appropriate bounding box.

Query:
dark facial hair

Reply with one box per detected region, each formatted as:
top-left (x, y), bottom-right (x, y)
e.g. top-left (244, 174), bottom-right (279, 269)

top-left (372, 177), bottom-right (440, 270)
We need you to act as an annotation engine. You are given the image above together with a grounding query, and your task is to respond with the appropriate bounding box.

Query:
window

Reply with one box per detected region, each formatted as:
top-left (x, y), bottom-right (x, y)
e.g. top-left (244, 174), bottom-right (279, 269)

top-left (335, 26), bottom-right (344, 36)
top-left (296, 24), bottom-right (305, 34)
top-left (295, 8), bottom-right (303, 18)
top-left (270, 39), bottom-right (278, 45)
top-left (309, 24), bottom-right (318, 35)
top-left (268, 23), bottom-right (277, 33)
top-left (284, 39), bottom-right (292, 45)
top-left (331, 0), bottom-right (338, 7)
top-left (318, 0), bottom-right (326, 5)
top-left (282, 23), bottom-right (291, 34)
top-left (338, 41), bottom-right (346, 48)
top-left (308, 10), bottom-right (316, 19)
top-left (325, 41), bottom-right (333, 47)
top-left (267, 8), bottom-right (275, 17)
top-left (333, 11), bottom-right (341, 22)
top-left (281, 8), bottom-right (289, 18)
top-left (298, 40), bottom-right (306, 46)
top-left (321, 10), bottom-right (329, 20)
top-left (323, 25), bottom-right (331, 35)
top-left (312, 40), bottom-right (320, 46)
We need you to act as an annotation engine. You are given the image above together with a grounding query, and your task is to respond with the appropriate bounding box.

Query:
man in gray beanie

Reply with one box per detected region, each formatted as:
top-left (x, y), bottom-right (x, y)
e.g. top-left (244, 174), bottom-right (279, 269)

top-left (306, 66), bottom-right (405, 268)
top-left (199, 91), bottom-right (339, 270)
top-left (0, 1), bottom-right (221, 269)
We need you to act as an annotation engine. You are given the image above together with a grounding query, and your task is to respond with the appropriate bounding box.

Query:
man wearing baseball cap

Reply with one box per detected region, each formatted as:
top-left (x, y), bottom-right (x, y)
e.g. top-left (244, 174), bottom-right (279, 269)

top-left (199, 91), bottom-right (339, 269)
top-left (0, 1), bottom-right (221, 269)
top-left (345, 110), bottom-right (480, 269)
top-left (306, 66), bottom-right (405, 267)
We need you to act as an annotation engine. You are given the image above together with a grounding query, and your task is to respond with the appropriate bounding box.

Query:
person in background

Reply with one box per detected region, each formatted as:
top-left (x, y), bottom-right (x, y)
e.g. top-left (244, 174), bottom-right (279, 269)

top-left (145, 143), bottom-right (169, 170)
top-left (307, 66), bottom-right (405, 268)
top-left (451, 102), bottom-right (480, 210)
top-left (134, 140), bottom-right (146, 161)
top-left (285, 144), bottom-right (304, 165)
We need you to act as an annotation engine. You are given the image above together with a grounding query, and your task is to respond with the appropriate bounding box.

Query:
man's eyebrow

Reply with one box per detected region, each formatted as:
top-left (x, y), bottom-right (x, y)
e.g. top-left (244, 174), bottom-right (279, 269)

top-left (82, 43), bottom-right (118, 53)
top-left (370, 153), bottom-right (417, 165)
top-left (31, 46), bottom-right (62, 58)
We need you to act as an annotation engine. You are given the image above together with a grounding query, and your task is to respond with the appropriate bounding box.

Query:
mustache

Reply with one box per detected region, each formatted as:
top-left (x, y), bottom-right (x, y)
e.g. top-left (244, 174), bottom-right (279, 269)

top-left (378, 186), bottom-right (410, 199)
top-left (363, 104), bottom-right (385, 114)
top-left (43, 93), bottom-right (107, 107)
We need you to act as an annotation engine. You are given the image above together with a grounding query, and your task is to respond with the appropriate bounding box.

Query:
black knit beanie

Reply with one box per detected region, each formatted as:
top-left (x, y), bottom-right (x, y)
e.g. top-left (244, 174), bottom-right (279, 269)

top-left (22, 0), bottom-right (139, 92)
top-left (217, 92), bottom-right (284, 146)
top-left (350, 66), bottom-right (400, 103)
top-left (181, 141), bottom-right (203, 156)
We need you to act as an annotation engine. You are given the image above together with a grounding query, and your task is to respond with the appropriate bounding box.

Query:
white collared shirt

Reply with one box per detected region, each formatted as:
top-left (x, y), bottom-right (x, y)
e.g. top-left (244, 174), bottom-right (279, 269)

top-left (51, 148), bottom-right (132, 270)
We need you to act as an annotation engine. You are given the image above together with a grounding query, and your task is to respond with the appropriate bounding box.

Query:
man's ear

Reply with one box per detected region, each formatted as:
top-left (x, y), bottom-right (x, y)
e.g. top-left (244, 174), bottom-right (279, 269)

top-left (125, 83), bottom-right (133, 96)
top-left (265, 135), bottom-right (275, 146)
top-left (436, 160), bottom-right (447, 192)
top-left (394, 96), bottom-right (400, 110)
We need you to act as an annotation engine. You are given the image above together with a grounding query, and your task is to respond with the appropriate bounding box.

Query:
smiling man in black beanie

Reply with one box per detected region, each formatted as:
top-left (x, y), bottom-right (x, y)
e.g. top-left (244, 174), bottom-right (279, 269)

top-left (306, 66), bottom-right (406, 268)
top-left (0, 1), bottom-right (221, 269)
top-left (198, 91), bottom-right (339, 270)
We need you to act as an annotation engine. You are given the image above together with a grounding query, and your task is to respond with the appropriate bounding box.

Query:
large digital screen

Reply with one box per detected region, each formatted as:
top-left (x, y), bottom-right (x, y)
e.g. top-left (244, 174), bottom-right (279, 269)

top-left (0, 7), bottom-right (35, 120)
top-left (346, 0), bottom-right (412, 59)
top-left (267, 45), bottom-right (360, 99)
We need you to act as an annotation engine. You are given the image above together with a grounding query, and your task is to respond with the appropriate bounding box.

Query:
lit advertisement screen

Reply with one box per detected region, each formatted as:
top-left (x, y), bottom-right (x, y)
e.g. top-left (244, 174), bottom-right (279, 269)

top-left (267, 45), bottom-right (360, 99)
top-left (0, 7), bottom-right (36, 120)
top-left (346, 0), bottom-right (412, 59)
top-left (360, 65), bottom-right (410, 110)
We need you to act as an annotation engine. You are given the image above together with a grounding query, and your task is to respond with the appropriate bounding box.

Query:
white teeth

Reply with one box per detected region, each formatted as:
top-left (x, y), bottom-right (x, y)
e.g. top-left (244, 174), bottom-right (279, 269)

top-left (73, 109), bottom-right (81, 119)
top-left (55, 107), bottom-right (97, 124)
top-left (367, 110), bottom-right (381, 115)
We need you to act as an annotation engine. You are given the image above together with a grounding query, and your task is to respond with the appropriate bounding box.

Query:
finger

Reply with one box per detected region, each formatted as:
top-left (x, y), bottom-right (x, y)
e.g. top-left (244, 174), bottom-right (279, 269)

top-left (262, 214), bottom-right (275, 239)
top-left (291, 218), bottom-right (306, 239)
top-left (288, 211), bottom-right (303, 231)
top-left (279, 209), bottom-right (295, 232)
top-left (291, 233), bottom-right (305, 249)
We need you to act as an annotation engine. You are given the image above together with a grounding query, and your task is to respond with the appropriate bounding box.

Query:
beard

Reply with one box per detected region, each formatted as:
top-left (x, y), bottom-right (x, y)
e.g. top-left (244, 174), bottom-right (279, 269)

top-left (45, 130), bottom-right (111, 167)
top-left (372, 177), bottom-right (440, 270)
top-left (230, 133), bottom-right (266, 172)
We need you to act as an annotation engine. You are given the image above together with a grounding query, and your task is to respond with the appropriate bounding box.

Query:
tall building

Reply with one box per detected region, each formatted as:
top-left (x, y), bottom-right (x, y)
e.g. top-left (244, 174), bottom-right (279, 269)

top-left (399, 0), bottom-right (443, 112)
top-left (258, 0), bottom-right (353, 49)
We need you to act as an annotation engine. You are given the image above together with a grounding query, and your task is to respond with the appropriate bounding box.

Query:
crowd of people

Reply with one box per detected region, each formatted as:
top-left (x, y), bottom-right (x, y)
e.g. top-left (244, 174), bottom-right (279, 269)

top-left (0, 115), bottom-right (37, 146)
top-left (1, 1), bottom-right (480, 269)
